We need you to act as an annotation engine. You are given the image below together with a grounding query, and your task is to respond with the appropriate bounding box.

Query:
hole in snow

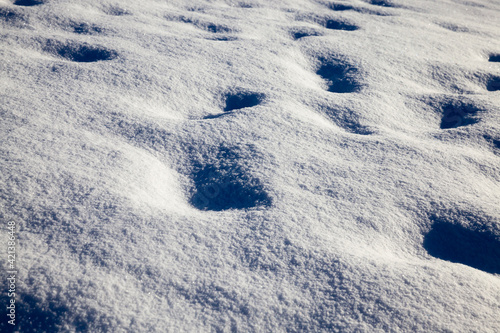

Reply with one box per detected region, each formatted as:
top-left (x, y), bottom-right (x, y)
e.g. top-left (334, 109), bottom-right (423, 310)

top-left (487, 76), bottom-right (500, 91)
top-left (437, 99), bottom-right (481, 129)
top-left (44, 40), bottom-right (118, 63)
top-left (489, 54), bottom-right (500, 62)
top-left (424, 221), bottom-right (500, 274)
top-left (365, 0), bottom-right (396, 7)
top-left (190, 163), bottom-right (271, 211)
top-left (223, 91), bottom-right (264, 112)
top-left (329, 3), bottom-right (354, 11)
top-left (189, 146), bottom-right (271, 211)
top-left (325, 19), bottom-right (359, 31)
top-left (291, 29), bottom-right (321, 40)
top-left (14, 0), bottom-right (44, 6)
top-left (316, 59), bottom-right (361, 93)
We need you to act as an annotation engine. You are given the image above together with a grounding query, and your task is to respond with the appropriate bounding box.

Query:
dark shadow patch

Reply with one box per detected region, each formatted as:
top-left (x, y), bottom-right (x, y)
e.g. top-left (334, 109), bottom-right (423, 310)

top-left (329, 3), bottom-right (354, 11)
top-left (293, 31), bottom-right (313, 39)
top-left (43, 40), bottom-right (118, 63)
top-left (15, 293), bottom-right (70, 332)
top-left (489, 54), bottom-right (500, 62)
top-left (13, 0), bottom-right (44, 6)
top-left (207, 35), bottom-right (238, 41)
top-left (340, 122), bottom-right (373, 135)
top-left (205, 23), bottom-right (231, 33)
top-left (329, 3), bottom-right (393, 15)
top-left (436, 99), bottom-right (481, 129)
top-left (487, 77), bottom-right (500, 91)
top-left (316, 58), bottom-right (360, 93)
top-left (0, 286), bottom-right (111, 332)
top-left (324, 19), bottom-right (359, 31)
top-left (189, 148), bottom-right (271, 211)
top-left (190, 163), bottom-right (271, 211)
top-left (223, 91), bottom-right (264, 112)
top-left (421, 95), bottom-right (483, 129)
top-left (0, 7), bottom-right (27, 26)
top-left (0, 291), bottom-right (72, 332)
top-left (291, 29), bottom-right (321, 40)
top-left (71, 22), bottom-right (104, 35)
top-left (483, 135), bottom-right (500, 151)
top-left (365, 0), bottom-right (396, 7)
top-left (424, 221), bottom-right (500, 274)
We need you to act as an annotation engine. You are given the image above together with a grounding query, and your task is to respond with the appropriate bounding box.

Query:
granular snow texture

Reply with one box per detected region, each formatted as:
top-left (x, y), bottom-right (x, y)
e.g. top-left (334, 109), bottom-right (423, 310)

top-left (1, 0), bottom-right (500, 332)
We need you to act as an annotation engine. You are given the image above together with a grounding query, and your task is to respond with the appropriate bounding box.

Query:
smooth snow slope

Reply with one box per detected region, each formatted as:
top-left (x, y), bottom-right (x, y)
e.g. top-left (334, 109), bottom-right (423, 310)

top-left (1, 0), bottom-right (500, 332)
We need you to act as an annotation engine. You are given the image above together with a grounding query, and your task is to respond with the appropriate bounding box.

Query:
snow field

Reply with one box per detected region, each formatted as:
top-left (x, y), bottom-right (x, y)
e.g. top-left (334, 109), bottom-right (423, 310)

top-left (0, 0), bottom-right (499, 331)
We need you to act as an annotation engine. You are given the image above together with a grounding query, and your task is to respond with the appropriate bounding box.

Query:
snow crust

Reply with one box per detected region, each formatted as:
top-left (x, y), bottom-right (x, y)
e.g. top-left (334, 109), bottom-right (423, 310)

top-left (1, 0), bottom-right (500, 331)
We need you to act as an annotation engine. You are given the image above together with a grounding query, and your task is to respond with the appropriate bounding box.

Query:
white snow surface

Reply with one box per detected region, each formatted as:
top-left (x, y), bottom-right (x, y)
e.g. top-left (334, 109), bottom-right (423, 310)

top-left (1, 0), bottom-right (500, 331)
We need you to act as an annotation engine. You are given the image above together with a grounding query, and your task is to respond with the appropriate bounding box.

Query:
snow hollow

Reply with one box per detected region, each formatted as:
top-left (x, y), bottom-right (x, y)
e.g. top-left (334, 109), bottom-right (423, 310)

top-left (0, 0), bottom-right (500, 332)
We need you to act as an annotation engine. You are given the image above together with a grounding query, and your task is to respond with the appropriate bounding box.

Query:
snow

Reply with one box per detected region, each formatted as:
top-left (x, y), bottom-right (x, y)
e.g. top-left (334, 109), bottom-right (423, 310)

top-left (1, 0), bottom-right (499, 331)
